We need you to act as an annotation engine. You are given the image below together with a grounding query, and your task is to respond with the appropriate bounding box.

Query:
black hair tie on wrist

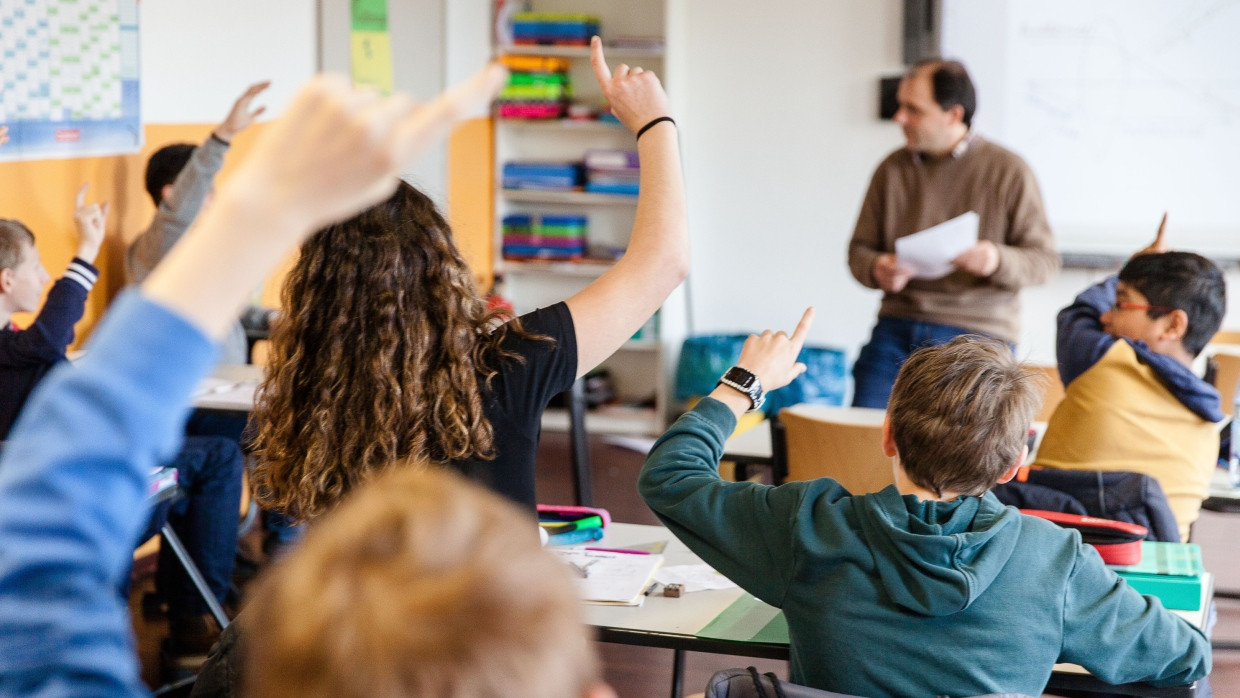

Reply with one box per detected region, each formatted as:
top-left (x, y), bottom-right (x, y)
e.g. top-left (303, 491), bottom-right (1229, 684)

top-left (636, 116), bottom-right (676, 141)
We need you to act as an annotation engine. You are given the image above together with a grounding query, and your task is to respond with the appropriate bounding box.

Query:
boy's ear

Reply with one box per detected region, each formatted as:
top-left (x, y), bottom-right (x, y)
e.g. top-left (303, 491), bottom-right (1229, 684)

top-left (994, 444), bottom-right (1029, 485)
top-left (881, 414), bottom-right (898, 458)
top-left (0, 267), bottom-right (13, 294)
top-left (1160, 308), bottom-right (1191, 345)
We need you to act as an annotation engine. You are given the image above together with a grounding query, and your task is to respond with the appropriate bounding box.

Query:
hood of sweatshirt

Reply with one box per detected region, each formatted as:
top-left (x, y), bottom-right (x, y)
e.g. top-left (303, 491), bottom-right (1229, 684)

top-left (854, 486), bottom-right (1023, 617)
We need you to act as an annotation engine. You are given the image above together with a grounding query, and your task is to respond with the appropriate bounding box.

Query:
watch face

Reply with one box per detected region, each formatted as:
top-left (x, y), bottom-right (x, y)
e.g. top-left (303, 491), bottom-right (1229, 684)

top-left (724, 367), bottom-right (756, 389)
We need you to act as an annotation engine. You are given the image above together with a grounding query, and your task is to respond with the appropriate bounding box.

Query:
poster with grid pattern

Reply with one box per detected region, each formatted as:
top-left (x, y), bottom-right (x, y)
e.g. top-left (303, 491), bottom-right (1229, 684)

top-left (0, 0), bottom-right (139, 161)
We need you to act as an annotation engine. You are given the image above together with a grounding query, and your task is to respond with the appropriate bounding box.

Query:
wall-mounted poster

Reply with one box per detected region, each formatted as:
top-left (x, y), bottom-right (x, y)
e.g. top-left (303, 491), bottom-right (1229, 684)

top-left (0, 0), bottom-right (140, 161)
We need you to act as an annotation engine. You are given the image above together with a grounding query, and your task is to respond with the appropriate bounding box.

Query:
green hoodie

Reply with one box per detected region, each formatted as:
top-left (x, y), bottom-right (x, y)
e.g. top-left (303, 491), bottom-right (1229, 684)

top-left (638, 398), bottom-right (1209, 697)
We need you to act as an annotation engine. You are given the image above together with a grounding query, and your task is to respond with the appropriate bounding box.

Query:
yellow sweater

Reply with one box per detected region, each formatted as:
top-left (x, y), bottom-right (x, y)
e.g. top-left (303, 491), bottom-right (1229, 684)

top-left (1036, 341), bottom-right (1219, 541)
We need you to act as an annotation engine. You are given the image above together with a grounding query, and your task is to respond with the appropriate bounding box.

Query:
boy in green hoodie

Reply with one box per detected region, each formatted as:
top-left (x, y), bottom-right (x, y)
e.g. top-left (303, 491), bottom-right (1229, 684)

top-left (639, 310), bottom-right (1209, 697)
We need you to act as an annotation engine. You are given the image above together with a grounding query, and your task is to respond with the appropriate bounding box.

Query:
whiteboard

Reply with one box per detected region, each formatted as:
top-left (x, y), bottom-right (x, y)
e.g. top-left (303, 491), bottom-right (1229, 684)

top-left (942, 0), bottom-right (1240, 258)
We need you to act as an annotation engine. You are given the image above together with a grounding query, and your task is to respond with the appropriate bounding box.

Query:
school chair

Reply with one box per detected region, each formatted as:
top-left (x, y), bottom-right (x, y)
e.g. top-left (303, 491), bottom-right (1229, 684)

top-left (1209, 351), bottom-right (1240, 417)
top-left (779, 404), bottom-right (892, 494)
top-left (1029, 364), bottom-right (1065, 423)
top-left (1211, 329), bottom-right (1240, 346)
top-left (702, 667), bottom-right (1036, 698)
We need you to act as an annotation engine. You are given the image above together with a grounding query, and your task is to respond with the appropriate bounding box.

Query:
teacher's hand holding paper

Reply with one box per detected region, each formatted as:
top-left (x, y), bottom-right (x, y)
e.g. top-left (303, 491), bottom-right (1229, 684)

top-left (951, 240), bottom-right (1000, 277)
top-left (873, 254), bottom-right (917, 293)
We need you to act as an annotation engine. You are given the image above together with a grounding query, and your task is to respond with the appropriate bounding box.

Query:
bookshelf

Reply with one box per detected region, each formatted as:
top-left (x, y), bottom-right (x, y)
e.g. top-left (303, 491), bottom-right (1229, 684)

top-left (492, 0), bottom-right (685, 437)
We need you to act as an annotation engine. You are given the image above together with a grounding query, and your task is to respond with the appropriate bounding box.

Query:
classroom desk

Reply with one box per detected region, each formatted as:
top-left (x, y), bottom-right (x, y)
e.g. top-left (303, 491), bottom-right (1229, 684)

top-left (191, 364), bottom-right (262, 413)
top-left (584, 523), bottom-right (1210, 698)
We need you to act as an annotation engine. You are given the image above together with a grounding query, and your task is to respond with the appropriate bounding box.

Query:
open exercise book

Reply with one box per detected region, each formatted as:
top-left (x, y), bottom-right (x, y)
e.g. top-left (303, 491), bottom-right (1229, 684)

top-left (553, 549), bottom-right (664, 606)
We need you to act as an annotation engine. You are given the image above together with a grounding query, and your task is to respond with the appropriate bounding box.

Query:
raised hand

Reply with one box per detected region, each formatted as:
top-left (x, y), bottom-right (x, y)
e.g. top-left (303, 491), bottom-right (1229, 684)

top-left (1133, 212), bottom-right (1170, 257)
top-left (589, 36), bottom-right (671, 134)
top-left (0, 125), bottom-right (8, 145)
top-left (951, 240), bottom-right (1000, 277)
top-left (736, 307), bottom-right (816, 393)
top-left (873, 253), bottom-right (916, 293)
top-left (72, 183), bottom-right (110, 264)
top-left (142, 64), bottom-right (508, 341)
top-left (228, 64), bottom-right (507, 234)
top-left (214, 81), bottom-right (272, 142)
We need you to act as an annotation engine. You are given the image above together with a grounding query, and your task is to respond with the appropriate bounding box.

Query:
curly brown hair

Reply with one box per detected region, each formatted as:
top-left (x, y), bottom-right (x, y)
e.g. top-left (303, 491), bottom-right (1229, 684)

top-left (250, 181), bottom-right (540, 523)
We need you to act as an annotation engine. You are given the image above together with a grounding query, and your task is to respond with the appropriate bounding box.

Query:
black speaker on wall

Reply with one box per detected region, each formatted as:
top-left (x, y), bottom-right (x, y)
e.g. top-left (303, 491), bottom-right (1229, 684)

top-left (903, 0), bottom-right (942, 65)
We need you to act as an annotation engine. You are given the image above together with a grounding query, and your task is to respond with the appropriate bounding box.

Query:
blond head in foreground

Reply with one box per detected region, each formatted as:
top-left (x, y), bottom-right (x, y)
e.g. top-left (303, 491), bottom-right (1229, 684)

top-left (243, 465), bottom-right (615, 698)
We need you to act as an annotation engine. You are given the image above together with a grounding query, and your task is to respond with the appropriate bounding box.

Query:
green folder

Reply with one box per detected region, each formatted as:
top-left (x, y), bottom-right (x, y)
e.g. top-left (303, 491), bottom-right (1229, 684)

top-left (697, 594), bottom-right (789, 645)
top-left (1110, 542), bottom-right (1204, 611)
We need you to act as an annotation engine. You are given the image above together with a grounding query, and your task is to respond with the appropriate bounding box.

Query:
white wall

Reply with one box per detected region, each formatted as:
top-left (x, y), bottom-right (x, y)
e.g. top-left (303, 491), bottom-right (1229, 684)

top-left (140, 0), bottom-right (315, 123)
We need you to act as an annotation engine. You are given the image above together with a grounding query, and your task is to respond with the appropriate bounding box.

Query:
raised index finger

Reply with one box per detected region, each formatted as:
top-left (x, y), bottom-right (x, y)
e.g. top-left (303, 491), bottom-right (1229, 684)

top-left (790, 306), bottom-right (815, 349)
top-left (589, 36), bottom-right (612, 86)
top-left (75, 183), bottom-right (88, 209)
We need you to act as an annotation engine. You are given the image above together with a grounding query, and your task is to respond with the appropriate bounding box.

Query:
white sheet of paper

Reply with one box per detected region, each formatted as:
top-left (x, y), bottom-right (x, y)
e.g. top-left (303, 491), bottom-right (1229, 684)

top-left (894, 211), bottom-right (980, 279)
top-left (653, 564), bottom-right (738, 593)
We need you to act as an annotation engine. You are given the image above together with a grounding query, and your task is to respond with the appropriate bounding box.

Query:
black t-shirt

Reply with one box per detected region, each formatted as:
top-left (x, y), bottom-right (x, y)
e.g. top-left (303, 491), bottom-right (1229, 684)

top-left (450, 302), bottom-right (577, 510)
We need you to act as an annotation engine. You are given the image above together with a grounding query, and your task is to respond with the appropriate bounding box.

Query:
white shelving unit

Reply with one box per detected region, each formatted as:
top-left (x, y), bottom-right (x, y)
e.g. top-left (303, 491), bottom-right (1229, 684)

top-left (492, 0), bottom-right (685, 437)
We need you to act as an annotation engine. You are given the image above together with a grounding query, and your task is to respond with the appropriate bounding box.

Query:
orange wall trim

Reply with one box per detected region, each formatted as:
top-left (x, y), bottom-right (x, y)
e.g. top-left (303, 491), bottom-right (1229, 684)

top-left (0, 122), bottom-right (270, 347)
top-left (2, 117), bottom-right (489, 349)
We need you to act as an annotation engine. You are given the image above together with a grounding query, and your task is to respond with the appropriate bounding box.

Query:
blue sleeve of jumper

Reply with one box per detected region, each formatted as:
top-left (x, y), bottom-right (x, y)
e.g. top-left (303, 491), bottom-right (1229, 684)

top-left (1056, 276), bottom-right (1119, 387)
top-left (0, 290), bottom-right (218, 697)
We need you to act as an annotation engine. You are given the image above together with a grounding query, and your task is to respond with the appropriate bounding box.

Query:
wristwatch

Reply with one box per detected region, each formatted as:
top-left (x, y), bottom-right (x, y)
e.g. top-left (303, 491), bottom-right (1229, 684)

top-left (717, 366), bottom-right (765, 412)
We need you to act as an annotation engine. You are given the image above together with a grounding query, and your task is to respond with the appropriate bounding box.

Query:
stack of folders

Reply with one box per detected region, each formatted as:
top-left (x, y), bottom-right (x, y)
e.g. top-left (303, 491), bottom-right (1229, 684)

top-left (502, 214), bottom-right (587, 261)
top-left (502, 161), bottom-right (584, 191)
top-left (553, 548), bottom-right (664, 606)
top-left (1110, 541), bottom-right (1205, 611)
top-left (497, 55), bottom-right (571, 120)
top-left (510, 12), bottom-right (600, 46)
top-left (584, 149), bottom-right (639, 196)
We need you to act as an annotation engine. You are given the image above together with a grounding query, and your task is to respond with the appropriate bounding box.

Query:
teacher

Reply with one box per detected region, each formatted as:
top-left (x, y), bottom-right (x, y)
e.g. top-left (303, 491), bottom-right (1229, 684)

top-left (847, 58), bottom-right (1059, 408)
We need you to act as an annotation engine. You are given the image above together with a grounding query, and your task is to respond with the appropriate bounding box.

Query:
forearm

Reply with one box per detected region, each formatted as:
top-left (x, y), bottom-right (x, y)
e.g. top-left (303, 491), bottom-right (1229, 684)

top-left (0, 293), bottom-right (216, 695)
top-left (141, 187), bottom-right (307, 342)
top-left (623, 123), bottom-right (689, 289)
top-left (1055, 276), bottom-right (1117, 384)
top-left (990, 239), bottom-right (1061, 289)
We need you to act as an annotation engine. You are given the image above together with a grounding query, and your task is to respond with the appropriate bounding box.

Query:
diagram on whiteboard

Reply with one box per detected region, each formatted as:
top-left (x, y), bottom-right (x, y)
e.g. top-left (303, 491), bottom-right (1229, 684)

top-left (0, 0), bottom-right (140, 161)
top-left (944, 0), bottom-right (1240, 255)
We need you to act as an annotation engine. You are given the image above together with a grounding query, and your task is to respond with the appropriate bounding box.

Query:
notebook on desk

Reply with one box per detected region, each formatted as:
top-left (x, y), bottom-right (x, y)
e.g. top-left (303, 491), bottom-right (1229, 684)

top-left (553, 548), bottom-right (663, 606)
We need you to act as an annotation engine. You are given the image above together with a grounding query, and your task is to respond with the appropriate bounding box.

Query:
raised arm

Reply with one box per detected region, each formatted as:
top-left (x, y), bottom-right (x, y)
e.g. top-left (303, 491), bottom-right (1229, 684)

top-left (0, 66), bottom-right (506, 695)
top-left (564, 37), bottom-right (689, 377)
top-left (638, 309), bottom-right (845, 603)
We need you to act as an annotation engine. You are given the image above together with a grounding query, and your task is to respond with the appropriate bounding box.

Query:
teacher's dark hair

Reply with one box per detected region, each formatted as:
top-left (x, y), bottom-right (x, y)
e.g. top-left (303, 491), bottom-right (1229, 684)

top-left (912, 59), bottom-right (977, 127)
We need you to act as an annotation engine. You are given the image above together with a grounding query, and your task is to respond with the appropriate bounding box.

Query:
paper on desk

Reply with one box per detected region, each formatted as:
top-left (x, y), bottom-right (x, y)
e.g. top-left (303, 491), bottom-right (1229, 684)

top-left (654, 564), bottom-right (738, 593)
top-left (553, 549), bottom-right (664, 605)
top-left (894, 211), bottom-right (979, 279)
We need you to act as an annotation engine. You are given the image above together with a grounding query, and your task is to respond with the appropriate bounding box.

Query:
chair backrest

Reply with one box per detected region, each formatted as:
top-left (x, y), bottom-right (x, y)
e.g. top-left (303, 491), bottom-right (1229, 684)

top-left (1210, 351), bottom-right (1240, 417)
top-left (1029, 364), bottom-right (1066, 423)
top-left (1212, 329), bottom-right (1240, 346)
top-left (704, 667), bottom-right (1036, 698)
top-left (779, 404), bottom-right (892, 494)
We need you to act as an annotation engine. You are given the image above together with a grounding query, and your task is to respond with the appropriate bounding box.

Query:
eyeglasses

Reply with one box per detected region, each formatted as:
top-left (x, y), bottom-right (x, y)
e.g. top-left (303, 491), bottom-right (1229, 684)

top-left (1110, 300), bottom-right (1177, 314)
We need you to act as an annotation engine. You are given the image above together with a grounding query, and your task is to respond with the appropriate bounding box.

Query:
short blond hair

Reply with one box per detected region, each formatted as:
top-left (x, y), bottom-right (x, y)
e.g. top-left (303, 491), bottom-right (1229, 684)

top-left (888, 336), bottom-right (1043, 496)
top-left (243, 466), bottom-right (598, 698)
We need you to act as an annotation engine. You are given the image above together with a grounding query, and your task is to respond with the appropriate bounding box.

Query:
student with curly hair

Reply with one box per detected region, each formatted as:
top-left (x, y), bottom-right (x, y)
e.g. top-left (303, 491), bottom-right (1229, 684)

top-left (248, 37), bottom-right (688, 521)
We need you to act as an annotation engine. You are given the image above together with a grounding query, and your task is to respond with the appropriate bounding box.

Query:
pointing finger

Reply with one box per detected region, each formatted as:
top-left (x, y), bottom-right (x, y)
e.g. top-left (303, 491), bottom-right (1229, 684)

top-left (589, 36), bottom-right (612, 86)
top-left (790, 307), bottom-right (815, 348)
top-left (75, 183), bottom-right (89, 209)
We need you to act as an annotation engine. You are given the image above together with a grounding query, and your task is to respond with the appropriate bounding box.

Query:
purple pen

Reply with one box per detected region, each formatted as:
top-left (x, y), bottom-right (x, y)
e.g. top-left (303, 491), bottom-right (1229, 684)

top-left (584, 546), bottom-right (650, 555)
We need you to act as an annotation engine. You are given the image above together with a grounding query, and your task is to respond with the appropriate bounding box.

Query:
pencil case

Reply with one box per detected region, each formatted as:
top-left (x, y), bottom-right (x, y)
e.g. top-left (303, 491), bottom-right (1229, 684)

top-left (537, 504), bottom-right (611, 528)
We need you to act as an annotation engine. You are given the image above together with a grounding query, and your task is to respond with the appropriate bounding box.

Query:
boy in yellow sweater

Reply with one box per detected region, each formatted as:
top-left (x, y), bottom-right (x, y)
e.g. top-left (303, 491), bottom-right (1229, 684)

top-left (1036, 232), bottom-right (1226, 540)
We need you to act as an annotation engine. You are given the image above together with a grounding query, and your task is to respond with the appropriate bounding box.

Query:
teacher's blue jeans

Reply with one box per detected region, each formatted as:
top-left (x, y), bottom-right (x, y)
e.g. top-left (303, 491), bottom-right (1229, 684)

top-left (851, 316), bottom-right (1000, 409)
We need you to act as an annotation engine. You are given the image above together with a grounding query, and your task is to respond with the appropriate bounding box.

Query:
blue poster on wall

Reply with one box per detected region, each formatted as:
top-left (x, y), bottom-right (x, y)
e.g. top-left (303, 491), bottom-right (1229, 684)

top-left (0, 0), bottom-right (141, 162)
